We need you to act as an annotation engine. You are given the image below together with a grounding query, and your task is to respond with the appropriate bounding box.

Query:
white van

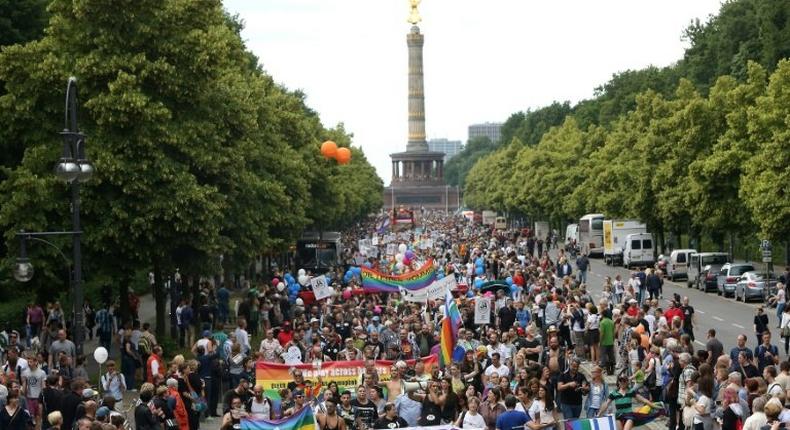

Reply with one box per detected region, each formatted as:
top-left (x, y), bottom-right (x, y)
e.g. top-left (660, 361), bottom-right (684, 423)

top-left (623, 233), bottom-right (655, 269)
top-left (667, 249), bottom-right (697, 281)
top-left (565, 224), bottom-right (579, 247)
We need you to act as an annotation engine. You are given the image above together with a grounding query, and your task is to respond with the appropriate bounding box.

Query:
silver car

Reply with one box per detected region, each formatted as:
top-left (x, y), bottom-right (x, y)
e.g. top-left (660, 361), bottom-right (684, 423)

top-left (717, 263), bottom-right (756, 297)
top-left (735, 271), bottom-right (779, 302)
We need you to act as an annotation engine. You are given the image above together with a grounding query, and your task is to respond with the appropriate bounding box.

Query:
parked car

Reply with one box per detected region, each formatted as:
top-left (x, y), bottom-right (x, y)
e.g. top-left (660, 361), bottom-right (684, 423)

top-left (667, 249), bottom-right (697, 281)
top-left (717, 263), bottom-right (756, 297)
top-left (688, 252), bottom-right (729, 291)
top-left (735, 271), bottom-right (779, 302)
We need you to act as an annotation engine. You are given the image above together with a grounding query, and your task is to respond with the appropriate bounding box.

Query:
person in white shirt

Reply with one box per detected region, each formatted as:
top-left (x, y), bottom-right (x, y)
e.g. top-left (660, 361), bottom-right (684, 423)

top-left (235, 319), bottom-right (251, 355)
top-left (259, 329), bottom-right (282, 362)
top-left (484, 353), bottom-right (510, 384)
top-left (455, 396), bottom-right (487, 429)
top-left (743, 397), bottom-right (767, 430)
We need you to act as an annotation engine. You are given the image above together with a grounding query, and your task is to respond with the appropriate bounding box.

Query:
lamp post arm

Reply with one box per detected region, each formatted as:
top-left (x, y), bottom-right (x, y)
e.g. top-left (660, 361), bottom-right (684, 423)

top-left (24, 237), bottom-right (72, 267)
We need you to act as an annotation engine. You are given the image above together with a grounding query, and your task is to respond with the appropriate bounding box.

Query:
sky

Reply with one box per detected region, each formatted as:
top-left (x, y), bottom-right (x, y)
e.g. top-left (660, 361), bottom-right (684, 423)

top-left (223, 0), bottom-right (724, 184)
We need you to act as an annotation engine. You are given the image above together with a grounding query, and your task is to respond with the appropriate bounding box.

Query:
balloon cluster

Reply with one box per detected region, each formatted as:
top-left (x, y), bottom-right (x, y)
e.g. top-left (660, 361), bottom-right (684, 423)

top-left (392, 243), bottom-right (414, 274)
top-left (281, 270), bottom-right (307, 304)
top-left (320, 140), bottom-right (352, 165)
top-left (343, 266), bottom-right (362, 284)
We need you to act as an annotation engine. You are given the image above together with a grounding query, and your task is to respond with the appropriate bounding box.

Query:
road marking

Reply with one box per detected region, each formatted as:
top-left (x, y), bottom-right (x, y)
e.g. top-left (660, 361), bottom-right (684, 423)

top-left (697, 310), bottom-right (705, 314)
top-left (694, 340), bottom-right (705, 346)
top-left (713, 316), bottom-right (724, 321)
top-left (732, 323), bottom-right (745, 329)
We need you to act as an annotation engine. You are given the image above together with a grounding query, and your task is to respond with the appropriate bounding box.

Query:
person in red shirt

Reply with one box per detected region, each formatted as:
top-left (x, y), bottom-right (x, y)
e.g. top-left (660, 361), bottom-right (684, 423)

top-left (664, 301), bottom-right (684, 323)
top-left (277, 321), bottom-right (294, 347)
top-left (626, 299), bottom-right (640, 317)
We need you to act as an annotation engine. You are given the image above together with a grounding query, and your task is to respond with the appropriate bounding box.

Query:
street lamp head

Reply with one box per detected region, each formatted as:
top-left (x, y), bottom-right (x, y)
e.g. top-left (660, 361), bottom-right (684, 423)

top-left (76, 160), bottom-right (94, 182)
top-left (55, 158), bottom-right (80, 182)
top-left (13, 258), bottom-right (34, 282)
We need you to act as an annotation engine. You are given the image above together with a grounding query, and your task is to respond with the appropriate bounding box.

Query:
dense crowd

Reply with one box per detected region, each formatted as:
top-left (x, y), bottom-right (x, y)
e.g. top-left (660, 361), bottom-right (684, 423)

top-left (1, 211), bottom-right (790, 430)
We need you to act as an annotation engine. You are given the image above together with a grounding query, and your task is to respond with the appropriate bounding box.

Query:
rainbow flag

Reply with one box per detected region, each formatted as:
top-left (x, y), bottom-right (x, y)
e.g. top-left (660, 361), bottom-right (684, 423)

top-left (440, 289), bottom-right (462, 367)
top-left (361, 259), bottom-right (437, 293)
top-left (565, 415), bottom-right (617, 430)
top-left (241, 405), bottom-right (316, 430)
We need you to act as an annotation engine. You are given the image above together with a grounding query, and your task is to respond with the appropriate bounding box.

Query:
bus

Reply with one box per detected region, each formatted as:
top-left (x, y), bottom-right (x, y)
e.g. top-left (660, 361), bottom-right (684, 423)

top-left (295, 231), bottom-right (342, 273)
top-left (579, 213), bottom-right (605, 256)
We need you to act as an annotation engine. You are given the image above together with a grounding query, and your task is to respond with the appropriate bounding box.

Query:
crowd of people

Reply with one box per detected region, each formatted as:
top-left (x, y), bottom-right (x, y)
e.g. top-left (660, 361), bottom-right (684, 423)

top-left (1, 211), bottom-right (790, 430)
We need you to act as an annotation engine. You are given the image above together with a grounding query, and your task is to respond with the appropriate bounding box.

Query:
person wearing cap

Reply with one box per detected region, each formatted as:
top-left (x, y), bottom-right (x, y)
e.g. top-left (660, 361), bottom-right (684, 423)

top-left (305, 318), bottom-right (322, 346)
top-left (100, 360), bottom-right (127, 409)
top-left (367, 316), bottom-right (383, 335)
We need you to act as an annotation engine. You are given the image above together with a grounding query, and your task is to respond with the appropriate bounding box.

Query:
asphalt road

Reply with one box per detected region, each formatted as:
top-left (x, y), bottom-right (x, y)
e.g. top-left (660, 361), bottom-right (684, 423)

top-left (575, 252), bottom-right (780, 354)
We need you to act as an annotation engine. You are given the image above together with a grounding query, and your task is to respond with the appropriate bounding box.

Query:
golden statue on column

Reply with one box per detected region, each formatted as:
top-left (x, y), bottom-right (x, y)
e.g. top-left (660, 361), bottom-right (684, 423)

top-left (408, 0), bottom-right (422, 25)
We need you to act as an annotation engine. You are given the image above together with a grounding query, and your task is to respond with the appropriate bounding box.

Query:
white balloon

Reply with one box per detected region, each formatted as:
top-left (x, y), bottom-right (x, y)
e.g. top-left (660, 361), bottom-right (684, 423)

top-left (298, 275), bottom-right (309, 286)
top-left (296, 298), bottom-right (304, 306)
top-left (298, 269), bottom-right (306, 277)
top-left (277, 282), bottom-right (285, 292)
top-left (398, 243), bottom-right (407, 253)
top-left (395, 253), bottom-right (404, 262)
top-left (396, 262), bottom-right (405, 270)
top-left (94, 347), bottom-right (109, 364)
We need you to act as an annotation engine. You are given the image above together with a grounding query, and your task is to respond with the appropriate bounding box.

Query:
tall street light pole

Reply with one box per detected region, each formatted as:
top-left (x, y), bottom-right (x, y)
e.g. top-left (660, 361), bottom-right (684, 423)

top-left (14, 77), bottom-right (94, 356)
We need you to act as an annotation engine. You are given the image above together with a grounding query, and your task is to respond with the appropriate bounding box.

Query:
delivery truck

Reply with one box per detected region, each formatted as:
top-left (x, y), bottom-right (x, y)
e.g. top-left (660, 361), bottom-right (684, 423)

top-left (603, 220), bottom-right (647, 266)
top-left (534, 221), bottom-right (550, 241)
top-left (482, 210), bottom-right (497, 226)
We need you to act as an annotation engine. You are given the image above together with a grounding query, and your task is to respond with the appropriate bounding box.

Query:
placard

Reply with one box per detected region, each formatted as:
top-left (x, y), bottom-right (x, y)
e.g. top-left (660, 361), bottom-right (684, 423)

top-left (371, 236), bottom-right (379, 246)
top-left (386, 243), bottom-right (397, 255)
top-left (310, 276), bottom-right (333, 300)
top-left (474, 297), bottom-right (491, 325)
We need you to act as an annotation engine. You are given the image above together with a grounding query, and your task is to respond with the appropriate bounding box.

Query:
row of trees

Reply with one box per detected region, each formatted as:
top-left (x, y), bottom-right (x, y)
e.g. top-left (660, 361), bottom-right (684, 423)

top-left (447, 0), bottom-right (790, 190)
top-left (0, 0), bottom-right (383, 333)
top-left (464, 61), bottom-right (789, 253)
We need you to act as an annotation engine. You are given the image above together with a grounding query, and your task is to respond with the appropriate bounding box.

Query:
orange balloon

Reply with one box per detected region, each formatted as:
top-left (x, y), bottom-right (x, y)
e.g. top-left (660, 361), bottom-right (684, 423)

top-left (335, 147), bottom-right (351, 164)
top-left (320, 140), bottom-right (338, 159)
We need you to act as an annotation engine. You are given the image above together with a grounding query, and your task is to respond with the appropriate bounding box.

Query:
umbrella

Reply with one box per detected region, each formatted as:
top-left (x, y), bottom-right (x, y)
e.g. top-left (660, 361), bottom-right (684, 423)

top-left (480, 281), bottom-right (510, 294)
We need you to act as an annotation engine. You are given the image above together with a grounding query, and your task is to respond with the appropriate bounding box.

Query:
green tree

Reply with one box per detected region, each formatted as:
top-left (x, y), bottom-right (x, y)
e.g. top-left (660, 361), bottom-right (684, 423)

top-left (443, 136), bottom-right (496, 187)
top-left (0, 0), bottom-right (49, 48)
top-left (740, 59), bottom-right (790, 242)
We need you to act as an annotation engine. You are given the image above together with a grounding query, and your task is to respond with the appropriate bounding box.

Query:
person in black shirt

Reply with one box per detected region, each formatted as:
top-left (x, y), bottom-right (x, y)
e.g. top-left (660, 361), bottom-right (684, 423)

top-left (364, 332), bottom-right (386, 360)
top-left (498, 299), bottom-right (517, 331)
top-left (754, 307), bottom-right (770, 346)
top-left (60, 380), bottom-right (86, 430)
top-left (40, 374), bottom-right (62, 428)
top-left (374, 403), bottom-right (408, 429)
top-left (556, 359), bottom-right (588, 419)
top-left (136, 388), bottom-right (163, 430)
top-left (351, 385), bottom-right (378, 430)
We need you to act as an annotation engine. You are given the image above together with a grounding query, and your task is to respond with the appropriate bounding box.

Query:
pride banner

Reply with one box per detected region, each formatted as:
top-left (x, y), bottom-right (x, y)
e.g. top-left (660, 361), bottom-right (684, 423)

top-left (241, 405), bottom-right (316, 430)
top-left (255, 356), bottom-right (439, 399)
top-left (361, 259), bottom-right (437, 293)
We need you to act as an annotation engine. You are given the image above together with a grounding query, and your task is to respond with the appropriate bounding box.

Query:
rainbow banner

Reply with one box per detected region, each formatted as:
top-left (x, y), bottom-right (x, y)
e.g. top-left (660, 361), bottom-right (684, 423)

top-left (255, 356), bottom-right (439, 400)
top-left (440, 289), bottom-right (462, 367)
top-left (361, 259), bottom-right (437, 293)
top-left (241, 405), bottom-right (315, 430)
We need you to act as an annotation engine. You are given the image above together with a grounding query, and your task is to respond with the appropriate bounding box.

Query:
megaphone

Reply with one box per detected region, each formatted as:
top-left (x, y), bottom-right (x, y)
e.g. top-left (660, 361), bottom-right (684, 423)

top-left (403, 380), bottom-right (428, 393)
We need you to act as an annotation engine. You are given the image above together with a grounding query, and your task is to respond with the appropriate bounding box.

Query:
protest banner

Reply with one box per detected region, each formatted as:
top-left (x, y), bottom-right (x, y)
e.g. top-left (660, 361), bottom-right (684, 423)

top-left (255, 355), bottom-right (439, 399)
top-left (361, 259), bottom-right (437, 293)
top-left (474, 297), bottom-right (491, 324)
top-left (386, 243), bottom-right (397, 255)
top-left (310, 276), bottom-right (333, 300)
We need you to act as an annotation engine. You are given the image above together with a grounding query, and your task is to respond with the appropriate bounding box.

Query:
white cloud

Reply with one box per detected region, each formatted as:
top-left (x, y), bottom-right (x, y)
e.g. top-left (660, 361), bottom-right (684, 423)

top-left (223, 0), bottom-right (723, 183)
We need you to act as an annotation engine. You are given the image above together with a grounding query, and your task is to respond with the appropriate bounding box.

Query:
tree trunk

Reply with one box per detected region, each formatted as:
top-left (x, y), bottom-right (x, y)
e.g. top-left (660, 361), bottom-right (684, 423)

top-left (118, 276), bottom-right (130, 324)
top-left (658, 230), bottom-right (665, 255)
top-left (152, 258), bottom-right (166, 339)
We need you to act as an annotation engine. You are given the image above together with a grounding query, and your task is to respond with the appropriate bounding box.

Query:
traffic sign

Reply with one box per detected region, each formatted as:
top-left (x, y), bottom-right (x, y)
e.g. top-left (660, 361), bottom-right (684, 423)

top-left (762, 249), bottom-right (772, 263)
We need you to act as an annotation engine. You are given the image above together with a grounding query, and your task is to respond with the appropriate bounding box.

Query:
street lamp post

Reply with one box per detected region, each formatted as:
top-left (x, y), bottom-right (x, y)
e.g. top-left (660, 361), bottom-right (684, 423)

top-left (13, 77), bottom-right (94, 356)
